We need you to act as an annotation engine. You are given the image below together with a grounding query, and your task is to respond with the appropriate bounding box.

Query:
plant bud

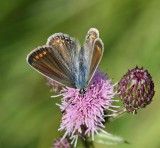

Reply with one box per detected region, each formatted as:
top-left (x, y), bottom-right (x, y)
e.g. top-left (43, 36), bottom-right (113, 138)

top-left (117, 67), bottom-right (155, 113)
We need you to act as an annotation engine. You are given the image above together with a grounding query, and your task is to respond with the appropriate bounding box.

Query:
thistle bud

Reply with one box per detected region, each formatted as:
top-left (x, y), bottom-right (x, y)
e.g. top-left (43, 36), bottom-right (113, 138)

top-left (117, 66), bottom-right (155, 113)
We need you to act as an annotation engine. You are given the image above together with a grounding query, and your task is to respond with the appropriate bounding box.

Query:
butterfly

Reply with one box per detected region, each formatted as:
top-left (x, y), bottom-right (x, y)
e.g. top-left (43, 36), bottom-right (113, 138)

top-left (26, 28), bottom-right (104, 94)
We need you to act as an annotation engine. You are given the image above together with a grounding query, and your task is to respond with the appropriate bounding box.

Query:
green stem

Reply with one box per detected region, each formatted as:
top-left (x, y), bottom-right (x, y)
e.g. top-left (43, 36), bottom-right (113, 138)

top-left (82, 137), bottom-right (95, 148)
top-left (108, 107), bottom-right (127, 122)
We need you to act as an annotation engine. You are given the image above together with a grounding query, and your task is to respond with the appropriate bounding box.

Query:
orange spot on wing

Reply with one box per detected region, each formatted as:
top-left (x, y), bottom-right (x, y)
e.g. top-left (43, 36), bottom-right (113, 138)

top-left (97, 45), bottom-right (101, 53)
top-left (39, 53), bottom-right (43, 57)
top-left (35, 55), bottom-right (39, 59)
top-left (43, 51), bottom-right (47, 55)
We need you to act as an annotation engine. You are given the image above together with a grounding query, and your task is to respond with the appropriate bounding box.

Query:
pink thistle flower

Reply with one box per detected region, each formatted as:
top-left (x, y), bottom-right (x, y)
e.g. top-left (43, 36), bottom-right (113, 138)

top-left (53, 137), bottom-right (71, 148)
top-left (57, 70), bottom-right (118, 147)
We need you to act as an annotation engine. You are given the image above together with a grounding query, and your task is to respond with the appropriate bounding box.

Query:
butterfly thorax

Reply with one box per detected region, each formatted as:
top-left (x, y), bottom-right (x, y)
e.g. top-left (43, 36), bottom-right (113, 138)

top-left (75, 76), bottom-right (87, 94)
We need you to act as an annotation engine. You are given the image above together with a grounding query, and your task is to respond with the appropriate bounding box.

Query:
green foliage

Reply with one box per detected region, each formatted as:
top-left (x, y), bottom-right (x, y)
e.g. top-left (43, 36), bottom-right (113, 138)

top-left (0, 0), bottom-right (160, 147)
top-left (94, 132), bottom-right (128, 146)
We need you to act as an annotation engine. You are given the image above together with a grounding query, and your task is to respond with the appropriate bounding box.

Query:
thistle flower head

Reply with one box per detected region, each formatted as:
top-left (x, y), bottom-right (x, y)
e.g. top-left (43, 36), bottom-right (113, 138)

top-left (117, 66), bottom-right (155, 113)
top-left (53, 137), bottom-right (71, 148)
top-left (58, 70), bottom-right (117, 147)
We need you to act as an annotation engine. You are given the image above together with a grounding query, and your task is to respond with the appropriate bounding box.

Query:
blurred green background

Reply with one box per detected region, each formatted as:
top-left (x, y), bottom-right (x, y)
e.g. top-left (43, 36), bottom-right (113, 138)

top-left (1, 0), bottom-right (160, 147)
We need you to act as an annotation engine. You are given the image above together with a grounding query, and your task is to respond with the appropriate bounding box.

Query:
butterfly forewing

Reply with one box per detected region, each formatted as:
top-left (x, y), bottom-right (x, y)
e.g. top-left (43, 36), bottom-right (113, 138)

top-left (84, 28), bottom-right (99, 71)
top-left (27, 45), bottom-right (76, 88)
top-left (83, 28), bottom-right (104, 85)
top-left (76, 28), bottom-right (100, 89)
top-left (46, 33), bottom-right (82, 88)
top-left (47, 33), bottom-right (81, 70)
top-left (87, 38), bottom-right (104, 84)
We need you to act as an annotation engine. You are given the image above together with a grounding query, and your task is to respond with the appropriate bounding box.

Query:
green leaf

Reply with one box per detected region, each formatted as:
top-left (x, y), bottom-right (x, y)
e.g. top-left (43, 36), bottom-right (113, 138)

top-left (94, 132), bottom-right (129, 145)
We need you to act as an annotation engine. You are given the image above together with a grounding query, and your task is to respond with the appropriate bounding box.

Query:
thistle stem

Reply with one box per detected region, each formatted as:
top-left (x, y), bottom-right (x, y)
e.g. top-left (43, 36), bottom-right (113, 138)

top-left (108, 107), bottom-right (127, 122)
top-left (82, 137), bottom-right (95, 148)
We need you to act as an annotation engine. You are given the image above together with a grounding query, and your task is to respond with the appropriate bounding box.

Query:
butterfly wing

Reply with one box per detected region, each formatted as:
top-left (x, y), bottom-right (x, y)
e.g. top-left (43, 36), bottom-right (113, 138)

top-left (27, 29), bottom-right (103, 90)
top-left (83, 28), bottom-right (104, 85)
top-left (27, 33), bottom-right (81, 88)
top-left (87, 38), bottom-right (104, 84)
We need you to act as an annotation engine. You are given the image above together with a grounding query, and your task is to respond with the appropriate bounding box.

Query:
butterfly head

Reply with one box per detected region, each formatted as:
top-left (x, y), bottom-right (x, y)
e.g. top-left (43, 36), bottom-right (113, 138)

top-left (79, 88), bottom-right (87, 94)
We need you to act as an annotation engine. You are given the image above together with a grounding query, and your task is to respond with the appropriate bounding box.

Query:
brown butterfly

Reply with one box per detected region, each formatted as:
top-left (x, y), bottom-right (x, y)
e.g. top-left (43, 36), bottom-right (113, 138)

top-left (26, 28), bottom-right (104, 94)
